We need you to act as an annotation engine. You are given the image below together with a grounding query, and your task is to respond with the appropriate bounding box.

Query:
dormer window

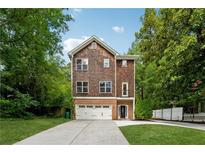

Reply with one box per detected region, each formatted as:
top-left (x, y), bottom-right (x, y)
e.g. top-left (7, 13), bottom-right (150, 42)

top-left (122, 60), bottom-right (127, 67)
top-left (76, 58), bottom-right (88, 71)
top-left (90, 42), bottom-right (97, 49)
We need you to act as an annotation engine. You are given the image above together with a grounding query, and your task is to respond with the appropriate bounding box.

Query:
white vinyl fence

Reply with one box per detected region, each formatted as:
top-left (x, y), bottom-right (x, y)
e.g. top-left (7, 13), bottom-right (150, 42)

top-left (152, 107), bottom-right (183, 121)
top-left (183, 112), bottom-right (205, 122)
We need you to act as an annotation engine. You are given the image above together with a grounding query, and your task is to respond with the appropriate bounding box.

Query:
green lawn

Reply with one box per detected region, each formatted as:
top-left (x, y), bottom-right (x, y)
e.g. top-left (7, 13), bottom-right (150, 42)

top-left (0, 117), bottom-right (69, 145)
top-left (120, 124), bottom-right (205, 145)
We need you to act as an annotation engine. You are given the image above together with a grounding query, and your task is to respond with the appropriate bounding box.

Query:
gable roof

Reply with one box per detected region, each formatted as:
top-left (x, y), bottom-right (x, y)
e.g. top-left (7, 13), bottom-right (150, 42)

top-left (68, 35), bottom-right (120, 56)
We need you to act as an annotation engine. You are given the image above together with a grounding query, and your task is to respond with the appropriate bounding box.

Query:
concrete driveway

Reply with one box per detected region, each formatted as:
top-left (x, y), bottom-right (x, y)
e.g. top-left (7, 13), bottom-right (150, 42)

top-left (114, 120), bottom-right (205, 131)
top-left (15, 120), bottom-right (128, 145)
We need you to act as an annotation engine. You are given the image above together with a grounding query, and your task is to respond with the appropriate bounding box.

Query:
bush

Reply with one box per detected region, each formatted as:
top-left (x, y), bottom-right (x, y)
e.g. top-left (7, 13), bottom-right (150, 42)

top-left (135, 99), bottom-right (153, 120)
top-left (0, 93), bottom-right (39, 118)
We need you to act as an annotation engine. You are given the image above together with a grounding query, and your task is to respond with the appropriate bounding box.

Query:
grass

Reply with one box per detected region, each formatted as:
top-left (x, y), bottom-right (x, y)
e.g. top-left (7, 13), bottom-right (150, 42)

top-left (0, 117), bottom-right (69, 145)
top-left (120, 124), bottom-right (205, 145)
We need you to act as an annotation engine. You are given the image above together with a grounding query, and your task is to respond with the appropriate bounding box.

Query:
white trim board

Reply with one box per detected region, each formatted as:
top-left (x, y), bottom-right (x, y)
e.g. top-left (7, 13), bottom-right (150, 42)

top-left (116, 97), bottom-right (134, 100)
top-left (73, 97), bottom-right (134, 100)
top-left (133, 60), bottom-right (136, 119)
top-left (115, 55), bottom-right (116, 97)
top-left (71, 56), bottom-right (73, 96)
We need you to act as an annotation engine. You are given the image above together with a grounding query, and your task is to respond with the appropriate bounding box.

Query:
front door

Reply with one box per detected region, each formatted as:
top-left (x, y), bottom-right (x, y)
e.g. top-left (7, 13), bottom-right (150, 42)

top-left (120, 105), bottom-right (127, 119)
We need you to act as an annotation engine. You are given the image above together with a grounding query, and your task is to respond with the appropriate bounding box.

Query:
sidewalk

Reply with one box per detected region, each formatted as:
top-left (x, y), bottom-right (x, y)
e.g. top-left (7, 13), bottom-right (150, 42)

top-left (114, 120), bottom-right (205, 131)
top-left (152, 120), bottom-right (205, 131)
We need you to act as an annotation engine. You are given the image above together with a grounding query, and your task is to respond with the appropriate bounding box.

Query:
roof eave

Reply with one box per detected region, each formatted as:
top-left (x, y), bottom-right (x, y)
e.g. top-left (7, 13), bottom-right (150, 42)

top-left (68, 35), bottom-right (119, 57)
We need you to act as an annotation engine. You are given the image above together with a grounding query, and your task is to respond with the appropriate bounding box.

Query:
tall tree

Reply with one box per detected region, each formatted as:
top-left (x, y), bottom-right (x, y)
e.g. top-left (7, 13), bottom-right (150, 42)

top-left (0, 9), bottom-right (73, 116)
top-left (129, 9), bottom-right (205, 111)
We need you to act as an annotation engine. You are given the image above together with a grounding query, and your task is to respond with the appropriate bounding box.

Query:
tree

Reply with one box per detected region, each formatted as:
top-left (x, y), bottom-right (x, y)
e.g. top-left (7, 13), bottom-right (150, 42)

top-left (0, 9), bottom-right (73, 117)
top-left (129, 9), bottom-right (205, 111)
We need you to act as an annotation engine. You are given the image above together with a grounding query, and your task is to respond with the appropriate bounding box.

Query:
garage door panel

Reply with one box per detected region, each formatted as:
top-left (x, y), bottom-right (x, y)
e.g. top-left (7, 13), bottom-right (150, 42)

top-left (76, 105), bottom-right (112, 120)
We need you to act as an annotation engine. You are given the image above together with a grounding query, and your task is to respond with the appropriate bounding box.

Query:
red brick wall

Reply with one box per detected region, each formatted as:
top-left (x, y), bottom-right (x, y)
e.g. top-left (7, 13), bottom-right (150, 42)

top-left (117, 100), bottom-right (134, 120)
top-left (116, 60), bottom-right (135, 97)
top-left (73, 41), bottom-right (116, 97)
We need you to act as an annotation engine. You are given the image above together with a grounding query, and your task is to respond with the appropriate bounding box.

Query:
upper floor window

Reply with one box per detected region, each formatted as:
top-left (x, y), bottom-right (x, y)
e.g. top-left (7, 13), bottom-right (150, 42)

top-left (122, 60), bottom-right (127, 67)
top-left (76, 58), bottom-right (88, 71)
top-left (90, 42), bottom-right (97, 49)
top-left (99, 81), bottom-right (112, 93)
top-left (103, 59), bottom-right (110, 68)
top-left (122, 82), bottom-right (128, 96)
top-left (76, 81), bottom-right (88, 93)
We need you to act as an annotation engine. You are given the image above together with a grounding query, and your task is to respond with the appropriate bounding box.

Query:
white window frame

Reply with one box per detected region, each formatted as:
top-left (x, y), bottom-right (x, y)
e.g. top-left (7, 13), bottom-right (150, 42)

top-left (122, 60), bottom-right (127, 67)
top-left (122, 82), bottom-right (128, 97)
top-left (99, 81), bottom-right (112, 93)
top-left (90, 42), bottom-right (97, 49)
top-left (76, 58), bottom-right (88, 71)
top-left (76, 81), bottom-right (89, 93)
top-left (103, 58), bottom-right (110, 68)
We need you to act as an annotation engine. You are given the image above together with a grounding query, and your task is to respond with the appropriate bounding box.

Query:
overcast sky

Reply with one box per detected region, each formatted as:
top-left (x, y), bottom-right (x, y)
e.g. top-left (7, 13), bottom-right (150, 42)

top-left (61, 8), bottom-right (144, 63)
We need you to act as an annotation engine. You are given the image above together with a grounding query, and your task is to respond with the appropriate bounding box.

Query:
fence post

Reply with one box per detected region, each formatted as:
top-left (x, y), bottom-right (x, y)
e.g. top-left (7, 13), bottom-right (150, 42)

top-left (170, 108), bottom-right (172, 120)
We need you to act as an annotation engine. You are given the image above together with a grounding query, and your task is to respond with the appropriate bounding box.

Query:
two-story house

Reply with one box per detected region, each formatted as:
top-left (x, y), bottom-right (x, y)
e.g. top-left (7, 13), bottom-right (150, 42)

top-left (69, 36), bottom-right (135, 120)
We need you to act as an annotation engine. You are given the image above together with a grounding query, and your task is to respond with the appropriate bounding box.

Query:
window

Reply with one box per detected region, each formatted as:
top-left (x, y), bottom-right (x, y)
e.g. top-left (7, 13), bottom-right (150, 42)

top-left (99, 81), bottom-right (112, 93)
top-left (122, 60), bottom-right (127, 67)
top-left (90, 42), bottom-right (97, 49)
top-left (122, 82), bottom-right (128, 96)
top-left (76, 81), bottom-right (88, 93)
top-left (95, 105), bottom-right (101, 108)
top-left (79, 105), bottom-right (85, 108)
top-left (87, 105), bottom-right (93, 108)
top-left (103, 59), bottom-right (110, 68)
top-left (76, 58), bottom-right (88, 71)
top-left (103, 106), bottom-right (109, 108)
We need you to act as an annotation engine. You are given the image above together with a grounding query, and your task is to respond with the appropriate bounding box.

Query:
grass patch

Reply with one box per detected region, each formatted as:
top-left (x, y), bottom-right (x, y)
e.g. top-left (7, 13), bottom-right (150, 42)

top-left (120, 124), bottom-right (205, 145)
top-left (0, 117), bottom-right (69, 145)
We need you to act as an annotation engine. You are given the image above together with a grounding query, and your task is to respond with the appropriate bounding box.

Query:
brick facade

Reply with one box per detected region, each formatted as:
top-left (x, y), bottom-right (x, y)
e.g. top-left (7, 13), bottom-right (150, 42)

top-left (73, 42), bottom-right (116, 97)
top-left (117, 100), bottom-right (134, 120)
top-left (116, 60), bottom-right (135, 97)
top-left (70, 36), bottom-right (135, 120)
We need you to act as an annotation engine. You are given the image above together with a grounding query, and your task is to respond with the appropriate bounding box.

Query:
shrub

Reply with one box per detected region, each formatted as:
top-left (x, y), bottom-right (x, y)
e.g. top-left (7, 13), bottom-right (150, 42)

top-left (135, 99), bottom-right (153, 120)
top-left (0, 93), bottom-right (39, 118)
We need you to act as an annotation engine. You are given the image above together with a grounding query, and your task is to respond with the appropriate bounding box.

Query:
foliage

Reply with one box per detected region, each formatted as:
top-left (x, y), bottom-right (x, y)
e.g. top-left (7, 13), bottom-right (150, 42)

top-left (135, 99), bottom-right (153, 119)
top-left (120, 124), bottom-right (205, 145)
top-left (0, 93), bottom-right (38, 118)
top-left (0, 9), bottom-right (73, 117)
top-left (129, 9), bottom-right (205, 111)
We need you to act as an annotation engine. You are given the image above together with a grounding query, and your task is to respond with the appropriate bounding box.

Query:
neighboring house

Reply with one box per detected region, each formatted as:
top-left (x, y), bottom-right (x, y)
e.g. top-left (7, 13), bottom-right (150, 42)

top-left (69, 35), bottom-right (136, 120)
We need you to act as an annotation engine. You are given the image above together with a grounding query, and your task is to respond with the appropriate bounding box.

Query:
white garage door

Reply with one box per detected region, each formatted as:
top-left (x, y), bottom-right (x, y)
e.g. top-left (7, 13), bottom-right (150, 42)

top-left (76, 105), bottom-right (112, 120)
